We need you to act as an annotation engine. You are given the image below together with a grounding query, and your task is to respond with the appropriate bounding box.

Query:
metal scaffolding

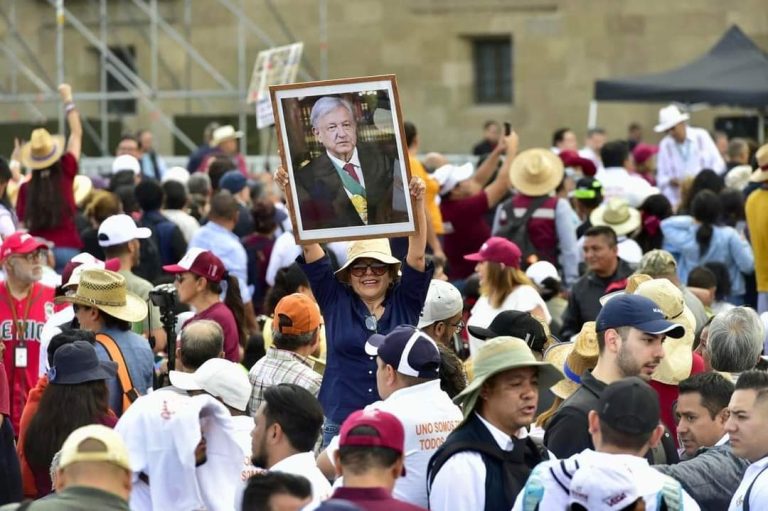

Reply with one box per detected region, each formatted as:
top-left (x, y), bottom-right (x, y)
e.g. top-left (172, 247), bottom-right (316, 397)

top-left (0, 0), bottom-right (317, 155)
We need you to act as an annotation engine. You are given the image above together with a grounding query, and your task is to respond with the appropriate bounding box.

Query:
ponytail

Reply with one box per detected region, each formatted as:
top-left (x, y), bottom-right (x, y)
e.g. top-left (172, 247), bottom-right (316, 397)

top-left (207, 275), bottom-right (247, 348)
top-left (691, 190), bottom-right (721, 258)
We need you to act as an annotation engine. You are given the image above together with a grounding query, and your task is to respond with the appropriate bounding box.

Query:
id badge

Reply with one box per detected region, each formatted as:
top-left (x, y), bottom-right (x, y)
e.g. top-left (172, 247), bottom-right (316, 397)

top-left (15, 345), bottom-right (28, 368)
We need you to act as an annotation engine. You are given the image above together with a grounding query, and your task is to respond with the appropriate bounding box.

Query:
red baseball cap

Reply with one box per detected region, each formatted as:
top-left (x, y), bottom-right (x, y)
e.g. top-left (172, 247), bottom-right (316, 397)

top-left (1, 232), bottom-right (48, 262)
top-left (339, 409), bottom-right (405, 457)
top-left (632, 143), bottom-right (659, 165)
top-left (559, 150), bottom-right (597, 177)
top-left (163, 248), bottom-right (227, 283)
top-left (464, 237), bottom-right (522, 268)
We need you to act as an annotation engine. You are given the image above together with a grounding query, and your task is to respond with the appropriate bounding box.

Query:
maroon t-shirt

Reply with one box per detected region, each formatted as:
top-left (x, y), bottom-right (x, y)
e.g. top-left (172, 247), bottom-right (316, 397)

top-left (330, 487), bottom-right (427, 511)
top-left (440, 191), bottom-right (491, 280)
top-left (16, 152), bottom-right (83, 249)
top-left (185, 302), bottom-right (240, 362)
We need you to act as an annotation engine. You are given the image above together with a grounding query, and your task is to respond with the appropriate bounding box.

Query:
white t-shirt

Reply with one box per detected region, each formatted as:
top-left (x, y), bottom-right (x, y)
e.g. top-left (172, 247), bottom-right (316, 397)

top-left (511, 449), bottom-right (700, 511)
top-left (271, 452), bottom-right (332, 505)
top-left (327, 380), bottom-right (463, 508)
top-left (467, 285), bottom-right (551, 357)
top-left (595, 166), bottom-right (659, 208)
top-left (729, 455), bottom-right (768, 510)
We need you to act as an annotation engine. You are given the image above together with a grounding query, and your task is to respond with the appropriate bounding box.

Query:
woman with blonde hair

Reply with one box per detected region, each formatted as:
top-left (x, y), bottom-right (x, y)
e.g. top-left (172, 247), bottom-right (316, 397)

top-left (465, 236), bottom-right (550, 356)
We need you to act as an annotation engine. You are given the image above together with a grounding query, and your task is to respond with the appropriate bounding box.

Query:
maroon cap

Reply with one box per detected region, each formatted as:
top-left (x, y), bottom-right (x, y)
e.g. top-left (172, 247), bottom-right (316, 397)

top-left (464, 237), bottom-right (522, 268)
top-left (632, 143), bottom-right (659, 165)
top-left (163, 248), bottom-right (227, 283)
top-left (0, 232), bottom-right (48, 262)
top-left (61, 255), bottom-right (121, 287)
top-left (339, 409), bottom-right (405, 456)
top-left (559, 150), bottom-right (597, 177)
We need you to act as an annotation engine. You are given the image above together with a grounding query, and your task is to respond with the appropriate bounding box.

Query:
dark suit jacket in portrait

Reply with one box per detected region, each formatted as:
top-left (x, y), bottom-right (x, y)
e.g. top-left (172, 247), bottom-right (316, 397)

top-left (293, 144), bottom-right (409, 231)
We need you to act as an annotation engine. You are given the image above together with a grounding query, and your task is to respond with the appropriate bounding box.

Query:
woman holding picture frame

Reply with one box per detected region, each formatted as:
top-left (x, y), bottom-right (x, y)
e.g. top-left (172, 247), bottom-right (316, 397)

top-left (274, 166), bottom-right (432, 447)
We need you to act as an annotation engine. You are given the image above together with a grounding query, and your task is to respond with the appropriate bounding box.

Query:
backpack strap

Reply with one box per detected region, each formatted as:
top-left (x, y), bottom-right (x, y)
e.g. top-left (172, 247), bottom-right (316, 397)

top-left (509, 195), bottom-right (550, 231)
top-left (94, 333), bottom-right (140, 413)
top-left (743, 463), bottom-right (768, 511)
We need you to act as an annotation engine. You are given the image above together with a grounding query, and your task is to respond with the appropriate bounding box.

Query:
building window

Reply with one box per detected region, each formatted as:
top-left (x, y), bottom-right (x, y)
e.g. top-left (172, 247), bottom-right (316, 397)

top-left (106, 46), bottom-right (137, 115)
top-left (472, 37), bottom-right (512, 104)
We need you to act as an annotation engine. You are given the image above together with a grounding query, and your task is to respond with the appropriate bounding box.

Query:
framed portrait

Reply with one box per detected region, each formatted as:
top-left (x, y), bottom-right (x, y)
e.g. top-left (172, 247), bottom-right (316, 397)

top-left (270, 75), bottom-right (415, 244)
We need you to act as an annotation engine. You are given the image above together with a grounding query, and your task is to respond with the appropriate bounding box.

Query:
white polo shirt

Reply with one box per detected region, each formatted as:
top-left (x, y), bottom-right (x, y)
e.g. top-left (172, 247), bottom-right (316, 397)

top-left (327, 379), bottom-right (463, 508)
top-left (729, 455), bottom-right (768, 511)
top-left (271, 452), bottom-right (332, 504)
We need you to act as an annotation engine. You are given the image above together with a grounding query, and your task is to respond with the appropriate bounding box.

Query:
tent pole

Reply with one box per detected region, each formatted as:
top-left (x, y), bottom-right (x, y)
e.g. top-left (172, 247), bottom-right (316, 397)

top-left (588, 100), bottom-right (598, 129)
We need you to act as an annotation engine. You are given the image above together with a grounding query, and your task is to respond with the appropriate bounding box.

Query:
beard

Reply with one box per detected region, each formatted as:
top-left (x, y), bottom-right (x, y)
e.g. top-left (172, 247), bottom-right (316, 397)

top-left (616, 343), bottom-right (645, 379)
top-left (250, 434), bottom-right (269, 469)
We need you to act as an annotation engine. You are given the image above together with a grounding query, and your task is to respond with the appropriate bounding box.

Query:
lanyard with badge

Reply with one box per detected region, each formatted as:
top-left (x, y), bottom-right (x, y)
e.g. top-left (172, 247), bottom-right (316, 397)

top-left (1, 282), bottom-right (36, 369)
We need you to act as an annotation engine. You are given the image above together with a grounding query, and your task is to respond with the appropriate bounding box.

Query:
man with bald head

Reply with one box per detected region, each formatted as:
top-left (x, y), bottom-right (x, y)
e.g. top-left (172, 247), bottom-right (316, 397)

top-left (293, 96), bottom-right (408, 230)
top-left (174, 320), bottom-right (224, 373)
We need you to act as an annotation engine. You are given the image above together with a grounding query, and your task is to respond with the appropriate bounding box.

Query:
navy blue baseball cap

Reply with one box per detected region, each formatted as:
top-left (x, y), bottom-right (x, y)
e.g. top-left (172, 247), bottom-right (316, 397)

top-left (596, 294), bottom-right (685, 338)
top-left (219, 170), bottom-right (249, 194)
top-left (365, 325), bottom-right (440, 379)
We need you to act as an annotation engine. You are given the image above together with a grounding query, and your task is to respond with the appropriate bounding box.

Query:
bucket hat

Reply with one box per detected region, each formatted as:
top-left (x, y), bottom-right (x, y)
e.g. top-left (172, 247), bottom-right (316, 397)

top-left (335, 238), bottom-right (401, 283)
top-left (509, 148), bottom-right (564, 196)
top-left (19, 128), bottom-right (66, 170)
top-left (48, 340), bottom-right (117, 385)
top-left (453, 336), bottom-right (562, 419)
top-left (55, 269), bottom-right (148, 323)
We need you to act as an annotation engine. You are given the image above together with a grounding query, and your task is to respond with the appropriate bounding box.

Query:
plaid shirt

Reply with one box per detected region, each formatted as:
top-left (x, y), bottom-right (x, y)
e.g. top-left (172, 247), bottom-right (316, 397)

top-left (248, 347), bottom-right (322, 415)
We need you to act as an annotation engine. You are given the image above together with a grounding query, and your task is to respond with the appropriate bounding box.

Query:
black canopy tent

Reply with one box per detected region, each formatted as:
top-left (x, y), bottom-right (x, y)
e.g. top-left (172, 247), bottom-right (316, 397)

top-left (592, 26), bottom-right (768, 140)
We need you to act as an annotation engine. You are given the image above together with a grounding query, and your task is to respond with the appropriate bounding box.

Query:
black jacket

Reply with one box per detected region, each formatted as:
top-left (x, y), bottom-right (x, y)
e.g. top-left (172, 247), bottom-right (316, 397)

top-left (560, 259), bottom-right (634, 339)
top-left (544, 371), bottom-right (679, 465)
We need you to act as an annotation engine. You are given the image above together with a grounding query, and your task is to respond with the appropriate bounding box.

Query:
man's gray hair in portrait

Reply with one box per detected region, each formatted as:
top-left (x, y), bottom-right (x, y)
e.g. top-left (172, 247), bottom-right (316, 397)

top-left (310, 97), bottom-right (356, 129)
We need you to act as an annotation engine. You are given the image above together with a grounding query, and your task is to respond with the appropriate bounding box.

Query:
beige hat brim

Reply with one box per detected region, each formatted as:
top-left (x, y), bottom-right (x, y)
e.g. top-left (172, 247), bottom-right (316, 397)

top-left (454, 360), bottom-right (563, 420)
top-left (509, 149), bottom-right (565, 196)
top-left (335, 251), bottom-right (401, 283)
top-left (590, 205), bottom-right (642, 236)
top-left (543, 342), bottom-right (575, 399)
top-left (20, 135), bottom-right (66, 170)
top-left (750, 168), bottom-right (768, 183)
top-left (652, 306), bottom-right (695, 385)
top-left (56, 291), bottom-right (148, 323)
top-left (654, 113), bottom-right (690, 133)
top-left (73, 175), bottom-right (93, 206)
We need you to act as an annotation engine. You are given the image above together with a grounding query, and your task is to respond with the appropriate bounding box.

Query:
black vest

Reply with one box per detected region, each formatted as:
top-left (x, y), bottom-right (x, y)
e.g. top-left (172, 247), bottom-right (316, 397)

top-left (427, 413), bottom-right (545, 511)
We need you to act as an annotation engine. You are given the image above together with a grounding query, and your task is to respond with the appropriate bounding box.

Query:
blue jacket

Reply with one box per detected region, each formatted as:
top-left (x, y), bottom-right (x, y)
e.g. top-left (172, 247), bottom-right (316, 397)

top-left (661, 215), bottom-right (754, 297)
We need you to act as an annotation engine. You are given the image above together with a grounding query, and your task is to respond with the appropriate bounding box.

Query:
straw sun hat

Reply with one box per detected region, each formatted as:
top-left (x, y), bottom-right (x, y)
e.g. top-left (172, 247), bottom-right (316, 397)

top-left (335, 238), bottom-right (401, 283)
top-left (19, 128), bottom-right (66, 170)
top-left (55, 269), bottom-right (147, 323)
top-left (590, 197), bottom-right (642, 237)
top-left (509, 149), bottom-right (564, 197)
top-left (544, 321), bottom-right (599, 399)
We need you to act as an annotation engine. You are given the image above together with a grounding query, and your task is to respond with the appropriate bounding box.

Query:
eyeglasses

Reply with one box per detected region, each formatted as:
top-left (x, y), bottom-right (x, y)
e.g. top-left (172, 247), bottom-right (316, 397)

top-left (72, 304), bottom-right (92, 313)
top-left (174, 273), bottom-right (199, 284)
top-left (349, 263), bottom-right (389, 277)
top-left (447, 319), bottom-right (465, 334)
top-left (15, 250), bottom-right (46, 263)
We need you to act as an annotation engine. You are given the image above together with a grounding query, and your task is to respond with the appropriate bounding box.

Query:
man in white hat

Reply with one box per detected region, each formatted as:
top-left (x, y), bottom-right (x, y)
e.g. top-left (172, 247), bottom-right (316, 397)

top-left (200, 125), bottom-right (248, 176)
top-left (745, 143), bottom-right (768, 313)
top-left (654, 104), bottom-right (725, 207)
top-left (417, 279), bottom-right (464, 348)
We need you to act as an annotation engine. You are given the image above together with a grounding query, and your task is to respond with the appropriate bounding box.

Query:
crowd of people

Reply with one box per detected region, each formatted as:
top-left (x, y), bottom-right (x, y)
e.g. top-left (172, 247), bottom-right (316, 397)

top-left (1, 82), bottom-right (768, 511)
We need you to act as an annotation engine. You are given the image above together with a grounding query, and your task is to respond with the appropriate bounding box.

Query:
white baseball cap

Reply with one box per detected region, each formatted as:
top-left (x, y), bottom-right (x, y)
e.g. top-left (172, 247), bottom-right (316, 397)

top-left (417, 279), bottom-right (463, 328)
top-left (111, 155), bottom-right (141, 175)
top-left (162, 166), bottom-right (190, 185)
top-left (432, 162), bottom-right (474, 195)
top-left (98, 214), bottom-right (152, 247)
top-left (525, 261), bottom-right (561, 287)
top-left (569, 464), bottom-right (641, 511)
top-left (169, 358), bottom-right (251, 412)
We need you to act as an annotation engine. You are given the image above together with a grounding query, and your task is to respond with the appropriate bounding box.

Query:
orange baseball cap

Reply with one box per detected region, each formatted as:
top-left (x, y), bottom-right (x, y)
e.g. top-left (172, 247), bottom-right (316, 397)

top-left (273, 293), bottom-right (321, 336)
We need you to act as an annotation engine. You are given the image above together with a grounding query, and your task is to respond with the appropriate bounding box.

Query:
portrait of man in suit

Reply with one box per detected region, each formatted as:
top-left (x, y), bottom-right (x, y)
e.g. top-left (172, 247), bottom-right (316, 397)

top-left (293, 96), bottom-right (410, 231)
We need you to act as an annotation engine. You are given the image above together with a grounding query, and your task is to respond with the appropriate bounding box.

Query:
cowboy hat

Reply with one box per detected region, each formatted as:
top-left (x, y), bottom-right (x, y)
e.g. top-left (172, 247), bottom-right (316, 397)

top-left (654, 105), bottom-right (690, 133)
top-left (453, 336), bottom-right (562, 420)
top-left (633, 278), bottom-right (695, 385)
top-left (749, 144), bottom-right (768, 183)
top-left (19, 128), bottom-right (66, 170)
top-left (509, 148), bottom-right (564, 196)
top-left (546, 321), bottom-right (599, 399)
top-left (335, 238), bottom-right (401, 283)
top-left (55, 268), bottom-right (147, 323)
top-left (210, 125), bottom-right (243, 147)
top-left (590, 198), bottom-right (642, 236)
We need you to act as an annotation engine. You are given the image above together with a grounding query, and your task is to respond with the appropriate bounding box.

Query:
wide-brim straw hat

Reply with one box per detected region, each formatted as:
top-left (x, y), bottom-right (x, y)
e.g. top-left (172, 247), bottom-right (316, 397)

top-left (73, 175), bottom-right (93, 207)
top-left (590, 197), bottom-right (642, 236)
top-left (335, 238), bottom-right (401, 283)
top-left (749, 143), bottom-right (768, 183)
top-left (454, 336), bottom-right (563, 420)
top-left (20, 128), bottom-right (66, 170)
top-left (55, 268), bottom-right (147, 323)
top-left (547, 321), bottom-right (599, 399)
top-left (509, 149), bottom-right (564, 196)
top-left (210, 125), bottom-right (243, 147)
top-left (633, 278), bottom-right (695, 385)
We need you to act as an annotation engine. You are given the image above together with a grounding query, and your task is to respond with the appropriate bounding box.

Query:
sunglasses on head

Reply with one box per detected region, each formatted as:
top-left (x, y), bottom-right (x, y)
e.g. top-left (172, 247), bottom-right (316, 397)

top-left (349, 263), bottom-right (389, 277)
